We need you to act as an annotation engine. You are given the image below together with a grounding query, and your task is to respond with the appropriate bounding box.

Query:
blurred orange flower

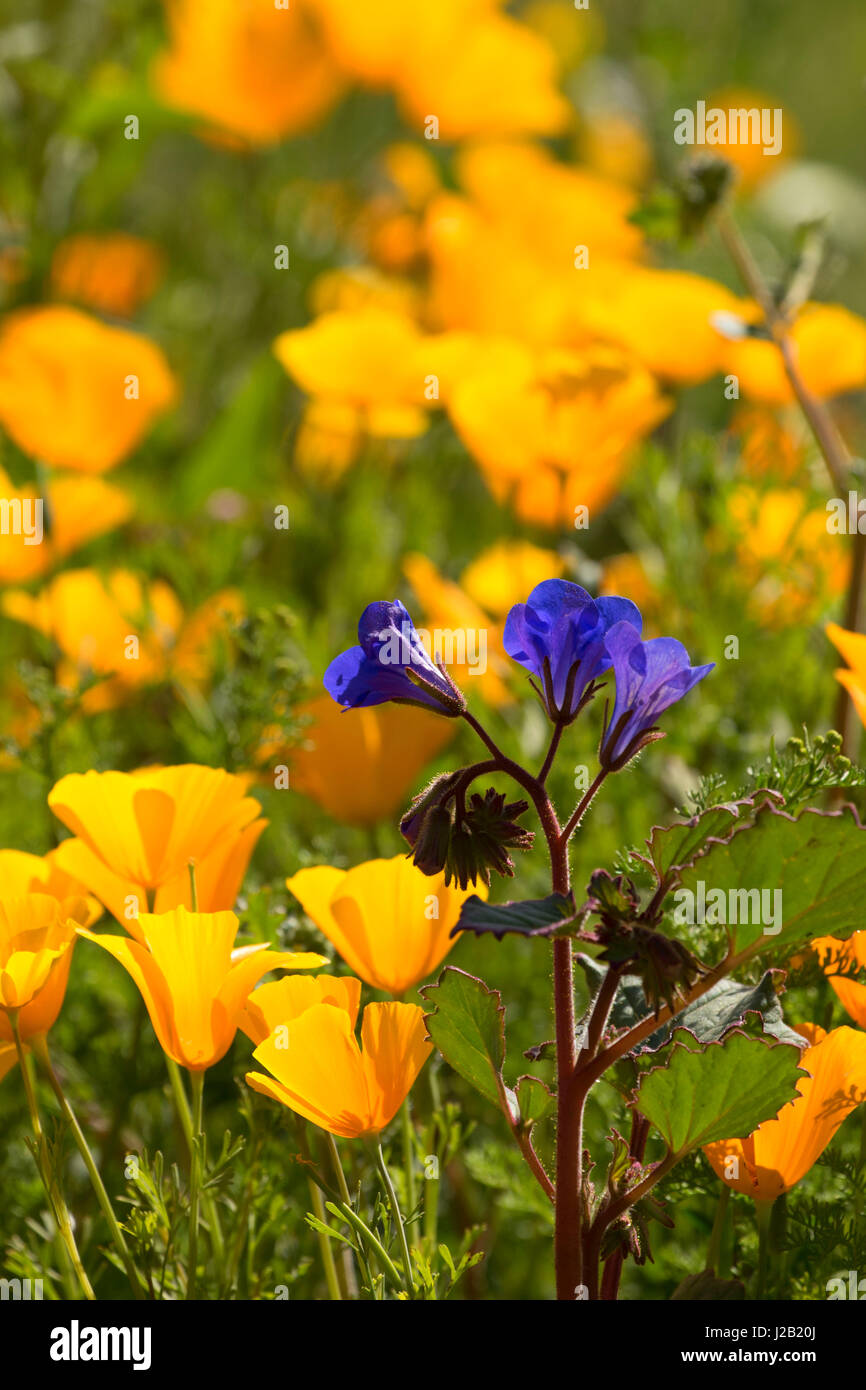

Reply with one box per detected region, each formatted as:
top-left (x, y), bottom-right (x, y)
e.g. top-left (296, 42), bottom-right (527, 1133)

top-left (48, 764), bottom-right (267, 936)
top-left (448, 343), bottom-right (670, 528)
top-left (402, 552), bottom-right (512, 707)
top-left (728, 488), bottom-right (846, 623)
top-left (246, 999), bottom-right (431, 1138)
top-left (0, 468), bottom-right (131, 583)
top-left (826, 623), bottom-right (866, 728)
top-left (154, 0), bottom-right (342, 146)
top-left (278, 693), bottom-right (454, 828)
top-left (723, 303), bottom-right (866, 404)
top-left (0, 306), bottom-right (177, 472)
top-left (307, 0), bottom-right (567, 139)
top-left (51, 234), bottom-right (165, 318)
top-left (2, 570), bottom-right (240, 711)
top-left (704, 1024), bottom-right (866, 1201)
top-left (287, 856), bottom-right (484, 997)
top-left (703, 88), bottom-right (796, 192)
top-left (460, 539), bottom-right (565, 618)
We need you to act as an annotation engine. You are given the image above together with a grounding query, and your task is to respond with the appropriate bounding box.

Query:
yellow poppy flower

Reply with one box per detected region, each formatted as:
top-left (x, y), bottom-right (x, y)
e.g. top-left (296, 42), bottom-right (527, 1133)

top-left (287, 856), bottom-right (483, 997)
top-left (307, 0), bottom-right (566, 139)
top-left (0, 306), bottom-right (177, 472)
top-left (454, 141), bottom-right (643, 269)
top-left (48, 765), bottom-right (267, 936)
top-left (2, 570), bottom-right (240, 711)
top-left (273, 693), bottom-right (453, 828)
top-left (704, 1024), bottom-right (866, 1201)
top-left (460, 540), bottom-right (565, 619)
top-left (813, 934), bottom-right (866, 1029)
top-left (726, 489), bottom-right (846, 625)
top-left (51, 233), bottom-right (165, 318)
top-left (581, 267), bottom-right (743, 385)
top-left (240, 972), bottom-right (361, 1045)
top-left (79, 906), bottom-right (326, 1071)
top-left (246, 999), bottom-right (431, 1138)
top-left (0, 468), bottom-right (131, 583)
top-left (273, 307), bottom-right (432, 442)
top-left (0, 894), bottom-right (90, 1042)
top-left (0, 848), bottom-right (103, 928)
top-left (153, 0), bottom-right (342, 146)
top-left (448, 343), bottom-right (670, 528)
top-left (723, 302), bottom-right (866, 404)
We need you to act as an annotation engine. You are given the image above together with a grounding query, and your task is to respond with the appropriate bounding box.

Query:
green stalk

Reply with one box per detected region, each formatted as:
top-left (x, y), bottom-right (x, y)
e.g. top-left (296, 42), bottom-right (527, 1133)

top-left (401, 1097), bottom-right (418, 1215)
top-left (186, 1069), bottom-right (204, 1299)
top-left (32, 1034), bottom-right (146, 1299)
top-left (706, 1184), bottom-right (731, 1276)
top-left (308, 1179), bottom-right (342, 1300)
top-left (11, 1017), bottom-right (95, 1299)
top-left (376, 1140), bottom-right (414, 1297)
top-left (754, 1199), bottom-right (774, 1299)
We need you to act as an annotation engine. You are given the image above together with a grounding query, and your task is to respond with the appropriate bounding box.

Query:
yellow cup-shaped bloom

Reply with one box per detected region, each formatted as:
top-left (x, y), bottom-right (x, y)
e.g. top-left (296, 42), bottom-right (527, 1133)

top-left (460, 540), bottom-right (564, 620)
top-left (704, 1025), bottom-right (866, 1201)
top-left (287, 856), bottom-right (484, 996)
top-left (78, 906), bottom-right (327, 1071)
top-left (0, 468), bottom-right (130, 584)
top-left (0, 894), bottom-right (90, 1041)
top-left (247, 999), bottom-right (431, 1138)
top-left (0, 306), bottom-right (177, 472)
top-left (48, 765), bottom-right (267, 938)
top-left (813, 933), bottom-right (866, 1029)
top-left (240, 972), bottom-right (362, 1045)
top-left (274, 693), bottom-right (454, 828)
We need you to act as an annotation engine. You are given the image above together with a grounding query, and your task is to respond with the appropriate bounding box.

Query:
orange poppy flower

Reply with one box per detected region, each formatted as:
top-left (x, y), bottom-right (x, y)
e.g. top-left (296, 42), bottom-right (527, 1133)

top-left (240, 972), bottom-right (361, 1045)
top-left (51, 234), bottom-right (165, 318)
top-left (0, 894), bottom-right (91, 1043)
top-left (287, 856), bottom-right (483, 996)
top-left (826, 624), bottom-right (866, 729)
top-left (0, 306), bottom-right (177, 472)
top-left (79, 906), bottom-right (326, 1071)
top-left (704, 1024), bottom-right (866, 1201)
top-left (246, 999), bottom-right (431, 1138)
top-left (48, 765), bottom-right (267, 936)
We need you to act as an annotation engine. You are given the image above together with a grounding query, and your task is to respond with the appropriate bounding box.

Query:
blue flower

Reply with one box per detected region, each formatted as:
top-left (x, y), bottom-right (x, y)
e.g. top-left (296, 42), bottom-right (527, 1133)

top-left (599, 621), bottom-right (714, 770)
top-left (324, 600), bottom-right (465, 715)
top-left (503, 579), bottom-right (642, 722)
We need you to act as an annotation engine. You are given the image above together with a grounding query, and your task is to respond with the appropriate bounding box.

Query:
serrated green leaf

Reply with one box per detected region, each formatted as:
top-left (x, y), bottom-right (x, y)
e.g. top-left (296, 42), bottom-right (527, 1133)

top-left (514, 1075), bottom-right (554, 1129)
top-left (675, 805), bottom-right (866, 957)
top-left (635, 1028), bottom-right (805, 1156)
top-left (576, 956), bottom-right (806, 1050)
top-left (420, 967), bottom-right (516, 1119)
top-left (454, 892), bottom-right (576, 941)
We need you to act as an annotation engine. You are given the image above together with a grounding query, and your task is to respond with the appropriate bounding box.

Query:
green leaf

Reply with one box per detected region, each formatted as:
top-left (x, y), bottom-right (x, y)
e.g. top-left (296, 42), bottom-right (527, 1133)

top-left (454, 892), bottom-right (577, 941)
top-left (634, 1028), bottom-right (805, 1157)
top-left (637, 791), bottom-right (782, 887)
top-left (514, 1076), bottom-right (555, 1129)
top-left (420, 968), bottom-right (517, 1120)
top-left (674, 804), bottom-right (866, 957)
top-left (576, 956), bottom-right (807, 1050)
